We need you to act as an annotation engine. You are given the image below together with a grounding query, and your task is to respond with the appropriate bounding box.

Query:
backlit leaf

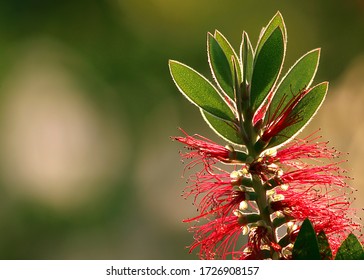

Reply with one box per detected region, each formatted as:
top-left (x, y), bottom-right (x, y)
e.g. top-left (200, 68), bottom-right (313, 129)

top-left (335, 234), bottom-right (364, 260)
top-left (317, 231), bottom-right (333, 260)
top-left (201, 109), bottom-right (244, 145)
top-left (292, 218), bottom-right (321, 260)
top-left (169, 60), bottom-right (235, 121)
top-left (208, 33), bottom-right (234, 99)
top-left (250, 27), bottom-right (285, 111)
top-left (268, 49), bottom-right (321, 121)
top-left (255, 12), bottom-right (287, 58)
top-left (240, 31), bottom-right (254, 85)
top-left (214, 30), bottom-right (242, 87)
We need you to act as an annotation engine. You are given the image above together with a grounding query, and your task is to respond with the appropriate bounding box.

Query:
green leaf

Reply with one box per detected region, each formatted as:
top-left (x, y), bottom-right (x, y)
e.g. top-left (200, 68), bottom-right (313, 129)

top-left (268, 49), bottom-right (321, 121)
top-left (169, 60), bottom-right (235, 121)
top-left (335, 233), bottom-right (364, 260)
top-left (255, 11), bottom-right (287, 57)
top-left (250, 27), bottom-right (285, 111)
top-left (240, 31), bottom-right (254, 85)
top-left (317, 231), bottom-right (333, 260)
top-left (201, 109), bottom-right (244, 145)
top-left (214, 30), bottom-right (242, 85)
top-left (268, 82), bottom-right (328, 148)
top-left (292, 218), bottom-right (321, 260)
top-left (207, 33), bottom-right (234, 99)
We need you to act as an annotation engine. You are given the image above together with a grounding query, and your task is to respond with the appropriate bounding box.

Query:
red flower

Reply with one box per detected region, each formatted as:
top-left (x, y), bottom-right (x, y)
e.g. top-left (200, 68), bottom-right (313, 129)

top-left (171, 128), bottom-right (231, 165)
top-left (271, 188), bottom-right (359, 255)
top-left (174, 129), bottom-right (362, 259)
top-left (260, 136), bottom-right (361, 256)
top-left (182, 169), bottom-right (242, 218)
top-left (173, 129), bottom-right (258, 258)
top-left (186, 215), bottom-right (246, 259)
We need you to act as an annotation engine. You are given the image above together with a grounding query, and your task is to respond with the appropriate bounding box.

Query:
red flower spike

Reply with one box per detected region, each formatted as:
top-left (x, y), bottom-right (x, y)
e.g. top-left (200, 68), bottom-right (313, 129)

top-left (170, 15), bottom-right (363, 259)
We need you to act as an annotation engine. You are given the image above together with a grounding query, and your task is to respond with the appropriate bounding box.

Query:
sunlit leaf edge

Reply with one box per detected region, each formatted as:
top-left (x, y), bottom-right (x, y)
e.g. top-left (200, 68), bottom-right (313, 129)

top-left (169, 60), bottom-right (236, 122)
top-left (292, 218), bottom-right (321, 260)
top-left (207, 33), bottom-right (235, 100)
top-left (201, 109), bottom-right (244, 145)
top-left (267, 48), bottom-right (321, 120)
top-left (251, 26), bottom-right (286, 111)
top-left (335, 233), bottom-right (364, 260)
top-left (214, 30), bottom-right (243, 88)
top-left (255, 11), bottom-right (287, 59)
top-left (239, 31), bottom-right (255, 85)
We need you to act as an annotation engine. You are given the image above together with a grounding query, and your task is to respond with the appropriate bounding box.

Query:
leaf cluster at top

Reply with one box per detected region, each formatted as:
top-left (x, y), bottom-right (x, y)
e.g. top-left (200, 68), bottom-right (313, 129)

top-left (169, 12), bottom-right (327, 154)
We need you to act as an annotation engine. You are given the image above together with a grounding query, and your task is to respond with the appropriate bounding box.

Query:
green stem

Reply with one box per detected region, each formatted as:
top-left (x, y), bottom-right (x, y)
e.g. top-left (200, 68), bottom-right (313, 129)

top-left (238, 39), bottom-right (279, 258)
top-left (252, 175), bottom-right (278, 258)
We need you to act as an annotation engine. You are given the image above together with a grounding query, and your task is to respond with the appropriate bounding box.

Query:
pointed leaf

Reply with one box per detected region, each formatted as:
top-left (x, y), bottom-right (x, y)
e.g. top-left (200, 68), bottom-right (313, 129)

top-left (201, 109), bottom-right (244, 145)
top-left (214, 30), bottom-right (242, 84)
top-left (317, 231), bottom-right (333, 260)
top-left (268, 82), bottom-right (328, 148)
top-left (269, 49), bottom-right (321, 120)
top-left (208, 33), bottom-right (234, 99)
top-left (232, 56), bottom-right (244, 123)
top-left (240, 32), bottom-right (254, 85)
top-left (255, 11), bottom-right (287, 57)
top-left (169, 60), bottom-right (235, 121)
top-left (292, 218), bottom-right (321, 260)
top-left (335, 233), bottom-right (364, 260)
top-left (250, 27), bottom-right (285, 111)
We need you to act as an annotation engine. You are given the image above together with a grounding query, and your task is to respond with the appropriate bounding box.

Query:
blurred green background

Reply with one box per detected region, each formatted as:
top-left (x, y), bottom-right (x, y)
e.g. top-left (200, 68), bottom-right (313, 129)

top-left (0, 0), bottom-right (363, 259)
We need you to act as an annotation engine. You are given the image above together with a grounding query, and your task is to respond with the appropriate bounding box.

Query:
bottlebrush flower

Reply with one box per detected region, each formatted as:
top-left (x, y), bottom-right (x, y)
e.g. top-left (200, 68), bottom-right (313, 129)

top-left (186, 215), bottom-right (247, 260)
top-left (170, 12), bottom-right (363, 260)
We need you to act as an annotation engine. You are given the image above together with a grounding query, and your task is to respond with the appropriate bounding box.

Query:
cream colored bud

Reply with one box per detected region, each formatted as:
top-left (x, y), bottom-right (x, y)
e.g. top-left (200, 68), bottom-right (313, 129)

top-left (233, 209), bottom-right (242, 218)
top-left (273, 194), bottom-right (285, 201)
top-left (277, 169), bottom-right (284, 177)
top-left (230, 170), bottom-right (240, 179)
top-left (241, 225), bottom-right (250, 235)
top-left (260, 244), bottom-right (270, 251)
top-left (266, 189), bottom-right (276, 196)
top-left (239, 201), bottom-right (248, 211)
top-left (265, 148), bottom-right (277, 157)
top-left (275, 211), bottom-right (285, 218)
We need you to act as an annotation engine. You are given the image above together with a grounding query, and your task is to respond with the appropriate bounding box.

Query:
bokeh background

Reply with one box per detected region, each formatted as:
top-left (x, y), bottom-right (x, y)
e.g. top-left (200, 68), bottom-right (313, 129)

top-left (0, 0), bottom-right (363, 259)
